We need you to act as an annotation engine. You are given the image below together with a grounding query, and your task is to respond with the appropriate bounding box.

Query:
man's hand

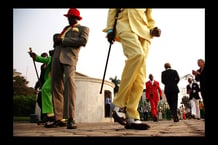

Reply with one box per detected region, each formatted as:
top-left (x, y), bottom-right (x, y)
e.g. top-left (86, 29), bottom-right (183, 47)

top-left (151, 27), bottom-right (161, 37)
top-left (54, 36), bottom-right (62, 46)
top-left (28, 52), bottom-right (37, 60)
top-left (192, 70), bottom-right (200, 76)
top-left (107, 32), bottom-right (115, 44)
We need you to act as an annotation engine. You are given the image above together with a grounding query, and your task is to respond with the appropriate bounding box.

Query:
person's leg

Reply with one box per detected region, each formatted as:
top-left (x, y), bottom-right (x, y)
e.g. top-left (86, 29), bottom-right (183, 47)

top-left (191, 99), bottom-right (196, 118)
top-left (63, 64), bottom-right (77, 129)
top-left (106, 104), bottom-right (110, 117)
top-left (125, 37), bottom-right (150, 121)
top-left (41, 78), bottom-right (54, 115)
top-left (114, 32), bottom-right (148, 118)
top-left (112, 31), bottom-right (146, 126)
top-left (36, 91), bottom-right (45, 121)
top-left (149, 99), bottom-right (156, 121)
top-left (171, 93), bottom-right (179, 122)
top-left (44, 48), bottom-right (66, 128)
top-left (154, 99), bottom-right (159, 121)
top-left (194, 98), bottom-right (201, 119)
top-left (116, 32), bottom-right (150, 129)
top-left (166, 94), bottom-right (173, 115)
top-left (51, 60), bottom-right (64, 121)
top-left (166, 93), bottom-right (178, 122)
top-left (63, 64), bottom-right (76, 119)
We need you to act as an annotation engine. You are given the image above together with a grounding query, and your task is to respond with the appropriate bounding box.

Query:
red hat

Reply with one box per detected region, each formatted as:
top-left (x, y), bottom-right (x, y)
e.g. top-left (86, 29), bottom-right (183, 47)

top-left (64, 8), bottom-right (82, 20)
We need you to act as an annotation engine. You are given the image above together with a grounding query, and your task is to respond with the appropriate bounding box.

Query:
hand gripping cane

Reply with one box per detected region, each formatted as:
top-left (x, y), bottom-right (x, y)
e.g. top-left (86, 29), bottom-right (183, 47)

top-left (100, 8), bottom-right (121, 94)
top-left (29, 47), bottom-right (41, 88)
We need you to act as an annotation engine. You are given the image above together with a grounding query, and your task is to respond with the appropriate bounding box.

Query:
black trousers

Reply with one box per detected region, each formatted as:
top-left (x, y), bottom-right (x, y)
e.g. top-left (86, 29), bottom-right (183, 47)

top-left (165, 92), bottom-right (178, 120)
top-left (37, 92), bottom-right (46, 120)
top-left (105, 104), bottom-right (111, 117)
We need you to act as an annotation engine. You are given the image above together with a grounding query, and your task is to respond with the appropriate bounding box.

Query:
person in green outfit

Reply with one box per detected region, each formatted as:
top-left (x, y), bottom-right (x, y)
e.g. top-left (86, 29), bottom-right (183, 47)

top-left (29, 33), bottom-right (59, 126)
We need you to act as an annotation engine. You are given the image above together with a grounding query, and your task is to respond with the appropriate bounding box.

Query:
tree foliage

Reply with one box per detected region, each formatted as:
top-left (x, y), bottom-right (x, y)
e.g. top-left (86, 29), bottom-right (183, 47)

top-left (13, 94), bottom-right (36, 116)
top-left (13, 70), bottom-right (36, 116)
top-left (109, 76), bottom-right (120, 94)
top-left (13, 75), bottom-right (34, 96)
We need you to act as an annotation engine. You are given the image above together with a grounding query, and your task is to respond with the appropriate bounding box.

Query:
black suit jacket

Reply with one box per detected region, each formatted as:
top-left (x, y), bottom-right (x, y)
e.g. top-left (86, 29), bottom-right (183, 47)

top-left (161, 69), bottom-right (180, 94)
top-left (195, 65), bottom-right (206, 93)
top-left (186, 82), bottom-right (200, 100)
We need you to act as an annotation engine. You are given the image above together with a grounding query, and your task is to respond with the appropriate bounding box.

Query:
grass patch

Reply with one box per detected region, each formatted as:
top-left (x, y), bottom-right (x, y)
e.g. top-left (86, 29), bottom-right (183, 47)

top-left (13, 116), bottom-right (30, 122)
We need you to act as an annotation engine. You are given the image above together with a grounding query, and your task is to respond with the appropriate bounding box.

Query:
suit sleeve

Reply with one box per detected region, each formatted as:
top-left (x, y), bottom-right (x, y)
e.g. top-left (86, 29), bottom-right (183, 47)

top-left (175, 70), bottom-right (180, 84)
top-left (195, 69), bottom-right (201, 82)
top-left (35, 55), bottom-right (50, 64)
top-left (102, 9), bottom-right (117, 33)
top-left (161, 72), bottom-right (165, 85)
top-left (62, 26), bottom-right (89, 47)
top-left (145, 9), bottom-right (156, 29)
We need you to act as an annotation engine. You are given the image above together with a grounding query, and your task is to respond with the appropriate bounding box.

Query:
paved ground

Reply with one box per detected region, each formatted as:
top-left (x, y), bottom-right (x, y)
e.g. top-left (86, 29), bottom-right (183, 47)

top-left (13, 119), bottom-right (205, 137)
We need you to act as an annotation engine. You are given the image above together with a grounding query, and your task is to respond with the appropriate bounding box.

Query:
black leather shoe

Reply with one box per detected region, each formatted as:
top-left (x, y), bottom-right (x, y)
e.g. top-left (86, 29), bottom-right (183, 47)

top-left (112, 106), bottom-right (127, 126)
top-left (67, 118), bottom-right (77, 129)
top-left (125, 119), bottom-right (150, 130)
top-left (37, 119), bottom-right (47, 125)
top-left (44, 120), bottom-right (66, 128)
top-left (173, 117), bottom-right (179, 122)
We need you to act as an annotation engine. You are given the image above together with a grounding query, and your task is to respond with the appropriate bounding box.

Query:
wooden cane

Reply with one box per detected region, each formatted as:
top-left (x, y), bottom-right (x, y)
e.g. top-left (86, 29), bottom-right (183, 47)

top-left (99, 8), bottom-right (121, 94)
top-left (29, 47), bottom-right (41, 87)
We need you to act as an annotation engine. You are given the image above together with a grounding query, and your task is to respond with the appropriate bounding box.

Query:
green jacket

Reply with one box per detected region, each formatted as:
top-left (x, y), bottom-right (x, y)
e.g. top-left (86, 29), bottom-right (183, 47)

top-left (35, 55), bottom-right (52, 81)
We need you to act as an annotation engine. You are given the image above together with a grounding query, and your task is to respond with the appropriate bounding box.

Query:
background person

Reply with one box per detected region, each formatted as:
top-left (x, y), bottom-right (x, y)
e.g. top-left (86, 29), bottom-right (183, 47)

top-left (145, 74), bottom-right (162, 122)
top-left (186, 77), bottom-right (201, 119)
top-left (161, 63), bottom-right (180, 122)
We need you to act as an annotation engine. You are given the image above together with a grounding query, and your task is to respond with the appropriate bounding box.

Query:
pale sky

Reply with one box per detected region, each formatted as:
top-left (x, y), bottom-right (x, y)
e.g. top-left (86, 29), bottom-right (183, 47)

top-left (13, 8), bottom-right (205, 104)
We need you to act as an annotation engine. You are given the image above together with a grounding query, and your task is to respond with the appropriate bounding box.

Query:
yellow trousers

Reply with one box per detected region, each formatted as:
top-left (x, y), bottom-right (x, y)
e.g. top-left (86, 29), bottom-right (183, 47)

top-left (113, 31), bottom-right (150, 119)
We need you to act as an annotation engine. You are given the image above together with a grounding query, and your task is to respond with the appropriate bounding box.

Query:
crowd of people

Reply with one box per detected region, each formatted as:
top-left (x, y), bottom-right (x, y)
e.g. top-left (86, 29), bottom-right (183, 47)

top-left (28, 8), bottom-right (205, 130)
top-left (137, 59), bottom-right (205, 122)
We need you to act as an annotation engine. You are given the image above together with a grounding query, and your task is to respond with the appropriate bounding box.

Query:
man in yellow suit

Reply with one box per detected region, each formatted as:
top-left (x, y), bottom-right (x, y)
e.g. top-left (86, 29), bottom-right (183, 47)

top-left (103, 8), bottom-right (161, 130)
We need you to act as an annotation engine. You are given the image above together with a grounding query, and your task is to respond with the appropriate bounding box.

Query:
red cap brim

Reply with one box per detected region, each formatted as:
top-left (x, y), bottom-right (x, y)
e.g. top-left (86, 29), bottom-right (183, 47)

top-left (63, 14), bottom-right (82, 20)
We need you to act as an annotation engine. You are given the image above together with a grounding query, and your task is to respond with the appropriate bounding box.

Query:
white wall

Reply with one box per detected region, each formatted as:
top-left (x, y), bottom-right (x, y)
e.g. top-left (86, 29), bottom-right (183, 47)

top-left (75, 77), bottom-right (114, 123)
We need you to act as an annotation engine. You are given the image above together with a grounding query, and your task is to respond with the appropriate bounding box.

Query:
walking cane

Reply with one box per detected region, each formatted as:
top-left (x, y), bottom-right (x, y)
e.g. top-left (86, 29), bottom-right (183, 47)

top-left (100, 8), bottom-right (121, 94)
top-left (29, 47), bottom-right (41, 87)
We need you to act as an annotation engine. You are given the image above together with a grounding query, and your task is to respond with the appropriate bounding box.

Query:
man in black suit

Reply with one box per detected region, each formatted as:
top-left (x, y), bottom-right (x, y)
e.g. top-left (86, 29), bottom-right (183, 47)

top-left (192, 59), bottom-right (206, 106)
top-left (161, 63), bottom-right (180, 122)
top-left (186, 77), bottom-right (201, 119)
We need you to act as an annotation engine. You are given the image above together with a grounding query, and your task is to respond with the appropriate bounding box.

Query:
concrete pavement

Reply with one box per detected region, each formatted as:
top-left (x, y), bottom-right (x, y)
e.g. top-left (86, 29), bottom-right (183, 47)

top-left (13, 119), bottom-right (205, 137)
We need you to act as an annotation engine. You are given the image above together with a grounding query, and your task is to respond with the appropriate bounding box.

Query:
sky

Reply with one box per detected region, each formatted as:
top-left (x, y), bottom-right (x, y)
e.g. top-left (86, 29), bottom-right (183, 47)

top-left (13, 8), bottom-right (205, 105)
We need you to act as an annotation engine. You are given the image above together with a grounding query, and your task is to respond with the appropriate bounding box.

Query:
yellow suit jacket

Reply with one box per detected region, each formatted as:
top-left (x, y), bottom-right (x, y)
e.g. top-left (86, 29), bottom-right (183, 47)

top-left (103, 8), bottom-right (156, 42)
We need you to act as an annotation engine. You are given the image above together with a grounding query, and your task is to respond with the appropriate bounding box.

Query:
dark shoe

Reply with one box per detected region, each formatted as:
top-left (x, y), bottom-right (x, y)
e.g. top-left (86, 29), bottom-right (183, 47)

top-left (37, 116), bottom-right (48, 125)
top-left (125, 119), bottom-right (150, 130)
top-left (37, 119), bottom-right (47, 125)
top-left (67, 118), bottom-right (77, 129)
top-left (173, 117), bottom-right (179, 122)
top-left (112, 106), bottom-right (127, 126)
top-left (44, 120), bottom-right (66, 128)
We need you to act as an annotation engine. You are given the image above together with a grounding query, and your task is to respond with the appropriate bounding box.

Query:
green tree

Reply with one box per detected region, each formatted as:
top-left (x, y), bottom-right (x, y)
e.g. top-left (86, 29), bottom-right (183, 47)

top-left (109, 76), bottom-right (120, 94)
top-left (13, 71), bottom-right (34, 96)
